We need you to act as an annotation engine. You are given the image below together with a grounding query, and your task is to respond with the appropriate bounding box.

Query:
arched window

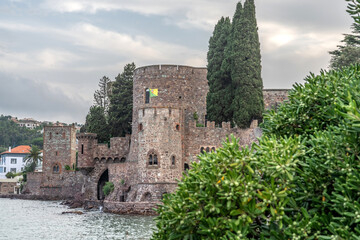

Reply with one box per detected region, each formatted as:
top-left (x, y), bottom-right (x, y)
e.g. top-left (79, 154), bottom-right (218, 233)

top-left (145, 88), bottom-right (150, 104)
top-left (138, 123), bottom-right (143, 131)
top-left (200, 147), bottom-right (205, 154)
top-left (49, 132), bottom-right (52, 140)
top-left (171, 156), bottom-right (175, 165)
top-left (212, 147), bottom-right (216, 152)
top-left (81, 144), bottom-right (84, 154)
top-left (53, 164), bottom-right (60, 173)
top-left (148, 152), bottom-right (159, 166)
top-left (206, 147), bottom-right (210, 153)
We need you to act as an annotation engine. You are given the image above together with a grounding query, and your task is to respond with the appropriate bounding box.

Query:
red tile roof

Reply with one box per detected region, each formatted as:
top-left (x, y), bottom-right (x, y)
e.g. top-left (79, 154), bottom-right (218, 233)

top-left (1, 145), bottom-right (31, 155)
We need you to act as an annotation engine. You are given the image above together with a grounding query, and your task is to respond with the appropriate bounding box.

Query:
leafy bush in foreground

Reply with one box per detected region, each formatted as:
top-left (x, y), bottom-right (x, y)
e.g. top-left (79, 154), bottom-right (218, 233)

top-left (152, 66), bottom-right (360, 239)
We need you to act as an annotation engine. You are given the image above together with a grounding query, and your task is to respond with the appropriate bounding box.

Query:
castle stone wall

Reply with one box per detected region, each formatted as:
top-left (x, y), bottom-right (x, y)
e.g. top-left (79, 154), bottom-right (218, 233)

top-left (25, 171), bottom-right (84, 199)
top-left (263, 89), bottom-right (289, 110)
top-left (184, 120), bottom-right (259, 165)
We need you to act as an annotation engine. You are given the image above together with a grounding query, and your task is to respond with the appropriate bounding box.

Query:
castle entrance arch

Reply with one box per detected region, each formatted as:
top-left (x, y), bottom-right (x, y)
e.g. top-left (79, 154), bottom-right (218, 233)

top-left (97, 169), bottom-right (109, 200)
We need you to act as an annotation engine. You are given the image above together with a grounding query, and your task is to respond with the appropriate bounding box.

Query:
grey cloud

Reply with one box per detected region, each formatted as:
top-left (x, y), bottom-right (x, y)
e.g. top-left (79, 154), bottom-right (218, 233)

top-left (0, 73), bottom-right (90, 123)
top-left (257, 0), bottom-right (352, 33)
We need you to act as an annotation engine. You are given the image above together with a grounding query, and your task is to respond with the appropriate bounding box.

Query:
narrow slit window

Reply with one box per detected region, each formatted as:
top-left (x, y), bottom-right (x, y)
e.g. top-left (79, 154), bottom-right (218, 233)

top-left (153, 155), bottom-right (158, 165)
top-left (145, 88), bottom-right (150, 104)
top-left (149, 155), bottom-right (153, 165)
top-left (81, 144), bottom-right (84, 154)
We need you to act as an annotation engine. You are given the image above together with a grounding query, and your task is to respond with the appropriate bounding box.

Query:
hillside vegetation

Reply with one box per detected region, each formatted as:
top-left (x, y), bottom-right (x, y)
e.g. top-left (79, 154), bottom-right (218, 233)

top-left (0, 115), bottom-right (43, 152)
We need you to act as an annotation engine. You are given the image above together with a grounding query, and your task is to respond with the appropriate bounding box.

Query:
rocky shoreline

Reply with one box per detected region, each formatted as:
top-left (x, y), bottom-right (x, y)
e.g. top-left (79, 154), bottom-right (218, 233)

top-left (0, 194), bottom-right (159, 215)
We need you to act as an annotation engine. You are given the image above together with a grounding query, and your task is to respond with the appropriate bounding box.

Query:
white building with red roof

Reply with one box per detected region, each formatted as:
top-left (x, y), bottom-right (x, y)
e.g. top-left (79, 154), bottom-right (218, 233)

top-left (0, 145), bottom-right (31, 179)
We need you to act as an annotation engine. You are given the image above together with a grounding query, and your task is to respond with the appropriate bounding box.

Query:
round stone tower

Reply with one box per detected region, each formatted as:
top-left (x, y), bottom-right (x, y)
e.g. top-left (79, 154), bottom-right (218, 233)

top-left (128, 65), bottom-right (208, 201)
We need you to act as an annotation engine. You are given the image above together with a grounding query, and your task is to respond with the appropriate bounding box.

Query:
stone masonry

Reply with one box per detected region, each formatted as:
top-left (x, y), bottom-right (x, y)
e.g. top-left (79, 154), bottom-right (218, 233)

top-left (24, 65), bottom-right (288, 214)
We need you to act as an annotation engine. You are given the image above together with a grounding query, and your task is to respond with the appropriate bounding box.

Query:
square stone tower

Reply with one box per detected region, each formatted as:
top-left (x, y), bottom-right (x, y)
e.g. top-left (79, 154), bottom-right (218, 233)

top-left (42, 126), bottom-right (77, 175)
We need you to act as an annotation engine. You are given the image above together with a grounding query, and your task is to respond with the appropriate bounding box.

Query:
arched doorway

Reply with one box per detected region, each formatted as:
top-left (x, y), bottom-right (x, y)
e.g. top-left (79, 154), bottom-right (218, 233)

top-left (97, 169), bottom-right (109, 200)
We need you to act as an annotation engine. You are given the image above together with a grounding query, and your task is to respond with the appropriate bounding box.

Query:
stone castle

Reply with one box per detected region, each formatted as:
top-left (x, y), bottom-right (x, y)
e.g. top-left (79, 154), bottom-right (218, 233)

top-left (24, 65), bottom-right (288, 214)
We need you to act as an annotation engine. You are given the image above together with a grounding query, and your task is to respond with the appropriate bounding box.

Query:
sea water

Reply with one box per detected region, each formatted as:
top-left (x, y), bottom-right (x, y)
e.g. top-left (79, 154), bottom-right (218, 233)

top-left (0, 198), bottom-right (155, 240)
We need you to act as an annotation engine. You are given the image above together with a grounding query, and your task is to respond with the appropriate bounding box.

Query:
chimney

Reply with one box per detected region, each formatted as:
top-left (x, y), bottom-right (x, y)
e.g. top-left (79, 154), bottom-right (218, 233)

top-left (8, 147), bottom-right (11, 152)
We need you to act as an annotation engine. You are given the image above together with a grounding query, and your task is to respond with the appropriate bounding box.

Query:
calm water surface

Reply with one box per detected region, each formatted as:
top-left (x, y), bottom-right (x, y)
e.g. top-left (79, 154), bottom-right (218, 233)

top-left (0, 198), bottom-right (155, 240)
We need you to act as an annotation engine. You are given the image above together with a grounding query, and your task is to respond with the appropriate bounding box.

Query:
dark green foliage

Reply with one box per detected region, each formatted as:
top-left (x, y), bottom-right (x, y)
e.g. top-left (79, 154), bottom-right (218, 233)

top-left (152, 135), bottom-right (304, 240)
top-left (6, 172), bottom-right (15, 179)
top-left (83, 106), bottom-right (109, 143)
top-left (22, 172), bottom-right (27, 182)
top-left (261, 68), bottom-right (360, 137)
top-left (230, 0), bottom-right (263, 128)
top-left (329, 1), bottom-right (360, 69)
top-left (206, 1), bottom-right (263, 128)
top-left (108, 62), bottom-right (136, 137)
top-left (329, 23), bottom-right (360, 69)
top-left (346, 0), bottom-right (360, 24)
top-left (83, 62), bottom-right (135, 140)
top-left (0, 115), bottom-right (43, 150)
top-left (207, 17), bottom-right (233, 125)
top-left (103, 182), bottom-right (114, 196)
top-left (152, 65), bottom-right (360, 239)
top-left (93, 76), bottom-right (112, 113)
top-left (65, 165), bottom-right (71, 170)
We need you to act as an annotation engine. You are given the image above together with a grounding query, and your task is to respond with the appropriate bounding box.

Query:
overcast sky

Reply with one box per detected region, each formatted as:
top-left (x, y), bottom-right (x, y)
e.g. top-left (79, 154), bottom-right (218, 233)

top-left (0, 0), bottom-right (354, 124)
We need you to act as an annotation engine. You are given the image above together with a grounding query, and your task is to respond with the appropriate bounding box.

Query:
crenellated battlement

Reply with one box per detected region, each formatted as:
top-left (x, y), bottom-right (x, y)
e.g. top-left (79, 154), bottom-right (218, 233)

top-left (77, 133), bottom-right (97, 139)
top-left (134, 64), bottom-right (207, 76)
top-left (188, 119), bottom-right (258, 130)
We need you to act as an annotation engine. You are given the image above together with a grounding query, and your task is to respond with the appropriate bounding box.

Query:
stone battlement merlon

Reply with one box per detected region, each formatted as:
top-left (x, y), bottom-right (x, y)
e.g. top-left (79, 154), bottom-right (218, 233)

top-left (134, 65), bottom-right (207, 78)
top-left (188, 119), bottom-right (258, 130)
top-left (76, 133), bottom-right (97, 139)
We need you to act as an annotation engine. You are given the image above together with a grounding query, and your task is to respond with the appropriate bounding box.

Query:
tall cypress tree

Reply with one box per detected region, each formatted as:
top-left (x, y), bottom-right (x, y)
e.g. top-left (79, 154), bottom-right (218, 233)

top-left (206, 17), bottom-right (232, 125)
top-left (206, 0), bottom-right (263, 128)
top-left (230, 0), bottom-right (263, 128)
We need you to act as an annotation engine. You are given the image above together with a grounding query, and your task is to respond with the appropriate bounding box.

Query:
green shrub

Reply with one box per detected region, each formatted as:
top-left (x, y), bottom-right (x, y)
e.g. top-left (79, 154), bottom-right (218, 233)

top-left (103, 182), bottom-right (114, 196)
top-left (193, 112), bottom-right (199, 121)
top-left (152, 65), bottom-right (360, 239)
top-left (196, 123), bottom-right (205, 127)
top-left (64, 165), bottom-right (71, 171)
top-left (22, 172), bottom-right (27, 182)
top-left (5, 172), bottom-right (15, 179)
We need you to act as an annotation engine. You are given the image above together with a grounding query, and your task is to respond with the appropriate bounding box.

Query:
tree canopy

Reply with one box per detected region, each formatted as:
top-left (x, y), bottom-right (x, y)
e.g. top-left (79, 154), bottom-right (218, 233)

top-left (93, 76), bottom-right (112, 114)
top-left (24, 145), bottom-right (43, 172)
top-left (206, 0), bottom-right (263, 128)
top-left (82, 62), bottom-right (136, 141)
top-left (83, 106), bottom-right (109, 143)
top-left (0, 115), bottom-right (43, 151)
top-left (108, 62), bottom-right (136, 137)
top-left (329, 23), bottom-right (360, 69)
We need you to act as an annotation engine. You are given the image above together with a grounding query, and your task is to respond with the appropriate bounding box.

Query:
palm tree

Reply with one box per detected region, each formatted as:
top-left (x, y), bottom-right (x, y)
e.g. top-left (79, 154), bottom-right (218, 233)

top-left (24, 146), bottom-right (43, 172)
